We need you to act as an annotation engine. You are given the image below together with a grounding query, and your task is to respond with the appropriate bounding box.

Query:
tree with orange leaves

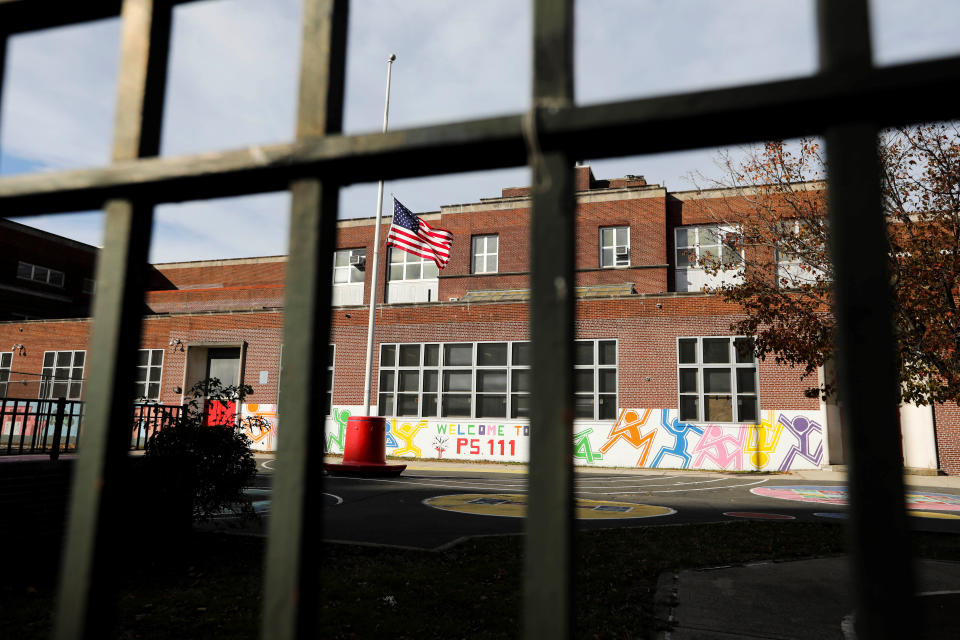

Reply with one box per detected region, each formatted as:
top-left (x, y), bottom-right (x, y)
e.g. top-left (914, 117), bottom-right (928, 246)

top-left (695, 123), bottom-right (960, 405)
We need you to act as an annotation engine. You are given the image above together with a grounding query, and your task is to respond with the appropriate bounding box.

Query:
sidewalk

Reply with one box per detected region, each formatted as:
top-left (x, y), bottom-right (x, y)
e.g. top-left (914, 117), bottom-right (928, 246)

top-left (655, 556), bottom-right (960, 639)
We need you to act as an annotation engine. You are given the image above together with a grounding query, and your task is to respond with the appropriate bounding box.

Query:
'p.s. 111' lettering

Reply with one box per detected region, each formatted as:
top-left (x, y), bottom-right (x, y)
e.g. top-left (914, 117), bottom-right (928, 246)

top-left (456, 438), bottom-right (517, 456)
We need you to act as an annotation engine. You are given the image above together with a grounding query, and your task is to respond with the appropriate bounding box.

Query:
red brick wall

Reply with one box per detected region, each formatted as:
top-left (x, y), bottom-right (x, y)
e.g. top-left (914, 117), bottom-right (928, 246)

top-left (0, 221), bottom-right (98, 320)
top-left (935, 403), bottom-right (960, 474)
top-left (1, 295), bottom-right (818, 414)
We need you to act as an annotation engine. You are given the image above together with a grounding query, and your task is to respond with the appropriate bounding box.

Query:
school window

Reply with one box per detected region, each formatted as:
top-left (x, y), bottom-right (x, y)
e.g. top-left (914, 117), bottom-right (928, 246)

top-left (134, 349), bottom-right (164, 401)
top-left (39, 350), bottom-right (85, 400)
top-left (674, 225), bottom-right (743, 292)
top-left (599, 226), bottom-right (630, 267)
top-left (775, 219), bottom-right (827, 287)
top-left (575, 339), bottom-right (619, 420)
top-left (677, 337), bottom-right (758, 424)
top-left (0, 352), bottom-right (11, 396)
top-left (378, 340), bottom-right (616, 420)
top-left (17, 261), bottom-right (65, 287)
top-left (471, 235), bottom-right (499, 274)
top-left (332, 248), bottom-right (366, 284)
top-left (388, 248), bottom-right (439, 281)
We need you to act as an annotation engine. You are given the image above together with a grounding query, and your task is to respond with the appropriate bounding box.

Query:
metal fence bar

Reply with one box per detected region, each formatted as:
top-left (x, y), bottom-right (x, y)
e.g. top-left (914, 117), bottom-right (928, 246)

top-left (524, 2), bottom-right (575, 639)
top-left (53, 1), bottom-right (171, 638)
top-left (817, 2), bottom-right (916, 637)
top-left (51, 397), bottom-right (66, 461)
top-left (261, 1), bottom-right (346, 638)
top-left (0, 0), bottom-right (204, 34)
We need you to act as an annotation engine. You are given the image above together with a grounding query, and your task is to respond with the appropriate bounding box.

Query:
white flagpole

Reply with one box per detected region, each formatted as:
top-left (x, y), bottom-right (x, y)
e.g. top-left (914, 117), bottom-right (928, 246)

top-left (361, 54), bottom-right (396, 416)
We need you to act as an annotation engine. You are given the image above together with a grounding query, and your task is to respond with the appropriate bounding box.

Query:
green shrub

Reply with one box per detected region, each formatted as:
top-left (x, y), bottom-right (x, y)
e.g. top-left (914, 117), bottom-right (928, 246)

top-left (144, 378), bottom-right (258, 522)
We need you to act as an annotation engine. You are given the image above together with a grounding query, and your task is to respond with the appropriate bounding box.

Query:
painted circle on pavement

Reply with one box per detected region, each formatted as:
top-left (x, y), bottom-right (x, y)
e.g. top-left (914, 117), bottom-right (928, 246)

top-left (424, 493), bottom-right (675, 519)
top-left (814, 512), bottom-right (848, 519)
top-left (751, 486), bottom-right (960, 512)
top-left (723, 511), bottom-right (795, 520)
top-left (909, 511), bottom-right (960, 520)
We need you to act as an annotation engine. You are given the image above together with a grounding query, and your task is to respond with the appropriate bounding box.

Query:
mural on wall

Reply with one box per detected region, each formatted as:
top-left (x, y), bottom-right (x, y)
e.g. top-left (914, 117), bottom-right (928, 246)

top-left (319, 407), bottom-right (826, 471)
top-left (389, 418), bottom-right (428, 458)
top-left (326, 408), bottom-right (351, 453)
top-left (239, 403), bottom-right (277, 452)
top-left (599, 409), bottom-right (657, 466)
top-left (650, 413), bottom-right (704, 470)
top-left (1, 401), bottom-right (82, 444)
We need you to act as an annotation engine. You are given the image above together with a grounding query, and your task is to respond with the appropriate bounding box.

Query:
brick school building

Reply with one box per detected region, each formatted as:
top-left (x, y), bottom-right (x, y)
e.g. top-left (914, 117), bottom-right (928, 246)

top-left (1, 166), bottom-right (950, 473)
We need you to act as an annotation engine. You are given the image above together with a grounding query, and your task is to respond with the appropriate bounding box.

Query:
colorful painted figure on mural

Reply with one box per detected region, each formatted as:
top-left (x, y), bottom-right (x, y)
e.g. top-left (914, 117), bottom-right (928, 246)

top-left (651, 411), bottom-right (704, 469)
top-left (599, 408), bottom-right (658, 466)
top-left (743, 411), bottom-right (784, 469)
top-left (390, 418), bottom-right (428, 457)
top-left (776, 414), bottom-right (823, 471)
top-left (327, 407), bottom-right (351, 454)
top-left (573, 427), bottom-right (603, 463)
top-left (691, 424), bottom-right (746, 470)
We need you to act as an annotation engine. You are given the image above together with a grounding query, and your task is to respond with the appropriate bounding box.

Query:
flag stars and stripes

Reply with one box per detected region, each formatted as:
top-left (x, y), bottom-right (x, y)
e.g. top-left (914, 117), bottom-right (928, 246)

top-left (386, 198), bottom-right (453, 269)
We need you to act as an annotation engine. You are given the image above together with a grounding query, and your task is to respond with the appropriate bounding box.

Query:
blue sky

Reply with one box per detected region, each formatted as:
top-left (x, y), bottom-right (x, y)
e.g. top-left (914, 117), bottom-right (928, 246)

top-left (2, 0), bottom-right (959, 262)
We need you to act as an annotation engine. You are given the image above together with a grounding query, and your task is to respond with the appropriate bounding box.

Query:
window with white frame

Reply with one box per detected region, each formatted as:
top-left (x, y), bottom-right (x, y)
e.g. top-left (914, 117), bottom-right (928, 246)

top-left (17, 261), bottom-right (65, 287)
top-left (333, 248), bottom-right (366, 284)
top-left (388, 248), bottom-right (439, 281)
top-left (775, 219), bottom-right (827, 287)
top-left (600, 226), bottom-right (630, 267)
top-left (134, 349), bottom-right (164, 401)
top-left (0, 352), bottom-right (11, 396)
top-left (471, 235), bottom-right (498, 273)
top-left (39, 350), bottom-right (85, 400)
top-left (674, 225), bottom-right (743, 291)
top-left (677, 337), bottom-right (758, 424)
top-left (378, 340), bottom-right (616, 420)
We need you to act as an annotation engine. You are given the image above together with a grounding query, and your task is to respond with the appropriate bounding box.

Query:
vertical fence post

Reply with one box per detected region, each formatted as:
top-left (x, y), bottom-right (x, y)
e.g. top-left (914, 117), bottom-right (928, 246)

top-left (261, 2), bottom-right (347, 638)
top-left (53, 1), bottom-right (172, 638)
top-left (51, 397), bottom-right (66, 462)
top-left (524, 2), bottom-right (575, 639)
top-left (817, 2), bottom-right (916, 638)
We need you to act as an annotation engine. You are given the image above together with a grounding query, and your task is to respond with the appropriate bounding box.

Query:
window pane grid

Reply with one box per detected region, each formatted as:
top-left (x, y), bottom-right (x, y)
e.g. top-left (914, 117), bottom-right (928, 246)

top-left (388, 248), bottom-right (438, 281)
top-left (16, 261), bottom-right (65, 287)
top-left (677, 337), bottom-right (757, 423)
top-left (134, 349), bottom-right (164, 402)
top-left (39, 350), bottom-right (86, 400)
top-left (472, 235), bottom-right (499, 274)
top-left (675, 225), bottom-right (744, 269)
top-left (332, 248), bottom-right (365, 284)
top-left (378, 340), bottom-right (615, 420)
top-left (600, 226), bottom-right (630, 267)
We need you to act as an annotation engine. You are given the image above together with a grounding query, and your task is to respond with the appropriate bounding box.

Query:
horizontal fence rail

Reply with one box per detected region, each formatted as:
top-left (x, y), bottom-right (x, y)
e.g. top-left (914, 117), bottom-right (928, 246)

top-left (0, 398), bottom-right (182, 455)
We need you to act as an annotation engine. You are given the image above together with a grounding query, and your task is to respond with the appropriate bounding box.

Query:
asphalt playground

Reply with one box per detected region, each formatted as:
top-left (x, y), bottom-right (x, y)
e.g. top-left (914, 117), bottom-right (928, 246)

top-left (213, 456), bottom-right (960, 548)
top-left (211, 457), bottom-right (960, 638)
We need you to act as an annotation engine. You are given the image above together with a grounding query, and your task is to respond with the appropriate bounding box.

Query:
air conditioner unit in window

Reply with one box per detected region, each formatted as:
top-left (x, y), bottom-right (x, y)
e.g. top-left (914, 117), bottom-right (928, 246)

top-left (349, 255), bottom-right (366, 270)
top-left (615, 248), bottom-right (629, 258)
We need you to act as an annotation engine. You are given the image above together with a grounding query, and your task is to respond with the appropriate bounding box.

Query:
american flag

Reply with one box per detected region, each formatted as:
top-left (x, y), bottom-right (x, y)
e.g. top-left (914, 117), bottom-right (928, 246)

top-left (386, 198), bottom-right (453, 269)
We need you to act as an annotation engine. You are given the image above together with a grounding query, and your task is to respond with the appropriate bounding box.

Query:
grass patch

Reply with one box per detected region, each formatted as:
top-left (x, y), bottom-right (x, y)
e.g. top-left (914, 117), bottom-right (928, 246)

top-left (4, 522), bottom-right (958, 639)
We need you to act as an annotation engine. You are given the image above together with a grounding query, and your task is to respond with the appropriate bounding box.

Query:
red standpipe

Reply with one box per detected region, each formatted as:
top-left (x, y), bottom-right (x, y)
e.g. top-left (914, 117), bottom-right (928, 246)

top-left (324, 416), bottom-right (406, 477)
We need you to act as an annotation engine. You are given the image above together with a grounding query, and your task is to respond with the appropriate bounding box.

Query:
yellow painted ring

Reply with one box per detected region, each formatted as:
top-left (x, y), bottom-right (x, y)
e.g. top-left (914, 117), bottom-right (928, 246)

top-left (423, 493), bottom-right (675, 519)
top-left (909, 510), bottom-right (960, 520)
